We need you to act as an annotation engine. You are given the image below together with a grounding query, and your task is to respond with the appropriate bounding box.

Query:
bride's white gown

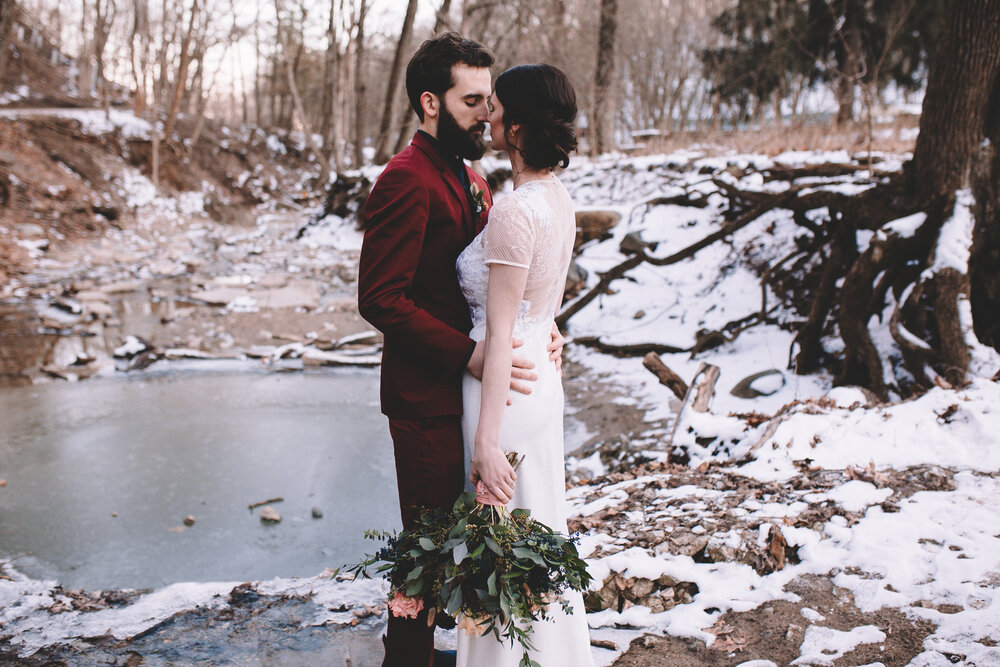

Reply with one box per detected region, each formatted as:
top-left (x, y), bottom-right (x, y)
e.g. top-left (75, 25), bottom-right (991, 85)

top-left (455, 178), bottom-right (594, 667)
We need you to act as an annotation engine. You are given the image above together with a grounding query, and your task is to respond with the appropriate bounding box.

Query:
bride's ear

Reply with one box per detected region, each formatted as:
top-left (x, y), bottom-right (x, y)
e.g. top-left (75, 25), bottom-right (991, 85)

top-left (508, 123), bottom-right (522, 146)
top-left (420, 92), bottom-right (439, 120)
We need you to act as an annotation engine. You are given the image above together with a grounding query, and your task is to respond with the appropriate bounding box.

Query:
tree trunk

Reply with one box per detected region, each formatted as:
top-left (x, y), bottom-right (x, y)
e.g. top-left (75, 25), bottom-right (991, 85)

top-left (909, 0), bottom-right (1000, 203)
top-left (275, 0), bottom-right (330, 184)
top-left (372, 0), bottom-right (418, 164)
top-left (0, 0), bottom-right (15, 86)
top-left (799, 0), bottom-right (1000, 397)
top-left (352, 0), bottom-right (367, 166)
top-left (969, 66), bottom-right (1000, 351)
top-left (162, 0), bottom-right (199, 141)
top-left (93, 0), bottom-right (116, 112)
top-left (321, 0), bottom-right (336, 150)
top-left (834, 0), bottom-right (862, 126)
top-left (390, 0), bottom-right (451, 154)
top-left (591, 0), bottom-right (618, 155)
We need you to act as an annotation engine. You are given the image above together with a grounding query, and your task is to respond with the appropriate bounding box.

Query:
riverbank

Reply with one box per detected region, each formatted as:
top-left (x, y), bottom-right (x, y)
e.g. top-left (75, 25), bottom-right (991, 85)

top-left (3, 108), bottom-right (999, 665)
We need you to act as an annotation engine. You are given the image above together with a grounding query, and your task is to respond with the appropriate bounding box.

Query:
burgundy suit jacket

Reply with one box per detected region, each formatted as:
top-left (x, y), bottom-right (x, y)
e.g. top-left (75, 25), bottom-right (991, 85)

top-left (358, 132), bottom-right (493, 419)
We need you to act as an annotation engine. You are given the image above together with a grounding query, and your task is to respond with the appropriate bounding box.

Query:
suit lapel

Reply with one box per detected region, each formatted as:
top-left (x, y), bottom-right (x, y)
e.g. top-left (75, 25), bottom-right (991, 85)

top-left (411, 133), bottom-right (475, 241)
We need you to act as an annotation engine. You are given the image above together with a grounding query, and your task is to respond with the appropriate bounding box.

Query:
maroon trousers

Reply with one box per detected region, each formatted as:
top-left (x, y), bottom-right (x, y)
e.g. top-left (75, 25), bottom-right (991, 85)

top-left (382, 415), bottom-right (465, 667)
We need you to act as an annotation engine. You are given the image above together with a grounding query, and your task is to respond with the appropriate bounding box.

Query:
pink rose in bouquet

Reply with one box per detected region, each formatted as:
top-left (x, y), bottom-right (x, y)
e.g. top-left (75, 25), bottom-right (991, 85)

top-left (456, 612), bottom-right (489, 637)
top-left (387, 591), bottom-right (424, 619)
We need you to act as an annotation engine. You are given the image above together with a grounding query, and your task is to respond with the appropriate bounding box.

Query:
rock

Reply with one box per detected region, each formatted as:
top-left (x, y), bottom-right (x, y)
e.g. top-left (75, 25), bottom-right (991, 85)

top-left (258, 280), bottom-right (321, 310)
top-left (100, 280), bottom-right (142, 295)
top-left (826, 385), bottom-right (881, 408)
top-left (311, 507), bottom-right (324, 519)
top-left (259, 506), bottom-right (281, 523)
top-left (189, 286), bottom-right (250, 307)
top-left (114, 335), bottom-right (153, 359)
top-left (85, 301), bottom-right (114, 318)
top-left (16, 222), bottom-right (46, 239)
top-left (229, 583), bottom-right (260, 605)
top-left (730, 369), bottom-right (786, 398)
top-left (619, 231), bottom-right (658, 254)
top-left (183, 515), bottom-right (196, 526)
top-left (52, 296), bottom-right (84, 315)
top-left (575, 210), bottom-right (621, 248)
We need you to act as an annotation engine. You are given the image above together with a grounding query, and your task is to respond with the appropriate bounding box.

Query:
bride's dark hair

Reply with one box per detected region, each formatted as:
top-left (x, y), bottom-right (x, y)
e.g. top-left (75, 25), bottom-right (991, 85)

top-left (494, 64), bottom-right (578, 170)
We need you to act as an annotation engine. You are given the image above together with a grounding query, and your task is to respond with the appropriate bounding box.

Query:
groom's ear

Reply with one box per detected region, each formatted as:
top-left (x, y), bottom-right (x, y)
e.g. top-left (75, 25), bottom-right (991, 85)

top-left (420, 92), bottom-right (439, 120)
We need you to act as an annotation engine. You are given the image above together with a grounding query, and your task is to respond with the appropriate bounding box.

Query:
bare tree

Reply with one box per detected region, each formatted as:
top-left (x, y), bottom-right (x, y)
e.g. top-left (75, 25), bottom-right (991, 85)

top-left (392, 0), bottom-right (452, 155)
top-left (0, 0), bottom-right (18, 85)
top-left (372, 0), bottom-right (417, 164)
top-left (352, 0), bottom-right (367, 165)
top-left (591, 0), bottom-right (618, 154)
top-left (93, 0), bottom-right (116, 111)
top-left (161, 0), bottom-right (198, 140)
top-left (274, 0), bottom-right (330, 183)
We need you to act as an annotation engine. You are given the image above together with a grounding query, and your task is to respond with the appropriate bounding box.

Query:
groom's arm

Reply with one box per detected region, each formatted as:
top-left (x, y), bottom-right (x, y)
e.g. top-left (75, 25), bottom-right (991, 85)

top-left (359, 165), bottom-right (475, 374)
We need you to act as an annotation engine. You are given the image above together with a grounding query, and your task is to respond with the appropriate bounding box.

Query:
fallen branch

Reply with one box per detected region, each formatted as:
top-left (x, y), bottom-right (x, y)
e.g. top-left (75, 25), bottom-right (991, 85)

top-left (666, 362), bottom-right (721, 448)
top-left (690, 363), bottom-right (721, 413)
top-left (573, 336), bottom-right (687, 357)
top-left (642, 353), bottom-right (688, 400)
top-left (558, 196), bottom-right (793, 329)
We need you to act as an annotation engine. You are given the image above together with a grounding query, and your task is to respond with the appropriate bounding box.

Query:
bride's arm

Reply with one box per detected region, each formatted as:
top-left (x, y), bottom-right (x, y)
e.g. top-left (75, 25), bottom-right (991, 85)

top-left (469, 262), bottom-right (529, 505)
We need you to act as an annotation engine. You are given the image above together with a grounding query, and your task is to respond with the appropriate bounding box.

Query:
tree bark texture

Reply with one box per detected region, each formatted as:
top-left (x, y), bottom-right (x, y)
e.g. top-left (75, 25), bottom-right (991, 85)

top-left (968, 71), bottom-right (1000, 350)
top-left (162, 0), bottom-right (199, 141)
top-left (0, 0), bottom-right (18, 86)
top-left (910, 0), bottom-right (1000, 203)
top-left (591, 0), bottom-right (618, 155)
top-left (352, 0), bottom-right (367, 166)
top-left (372, 0), bottom-right (417, 164)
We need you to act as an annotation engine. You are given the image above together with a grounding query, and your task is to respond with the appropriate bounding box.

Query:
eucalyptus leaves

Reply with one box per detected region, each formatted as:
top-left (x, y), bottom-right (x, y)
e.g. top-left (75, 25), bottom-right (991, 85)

top-left (347, 475), bottom-right (591, 667)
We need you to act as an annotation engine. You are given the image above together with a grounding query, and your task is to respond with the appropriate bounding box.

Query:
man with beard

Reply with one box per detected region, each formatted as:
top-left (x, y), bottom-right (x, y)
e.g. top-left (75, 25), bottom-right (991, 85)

top-left (358, 33), bottom-right (556, 667)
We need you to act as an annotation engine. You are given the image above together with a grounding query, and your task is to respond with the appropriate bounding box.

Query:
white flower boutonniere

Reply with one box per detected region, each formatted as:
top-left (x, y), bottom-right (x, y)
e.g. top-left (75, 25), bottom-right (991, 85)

top-left (469, 182), bottom-right (489, 215)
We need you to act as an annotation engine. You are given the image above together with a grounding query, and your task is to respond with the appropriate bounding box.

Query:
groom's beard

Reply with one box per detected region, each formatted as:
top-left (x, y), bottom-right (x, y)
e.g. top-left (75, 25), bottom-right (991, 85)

top-left (437, 104), bottom-right (487, 161)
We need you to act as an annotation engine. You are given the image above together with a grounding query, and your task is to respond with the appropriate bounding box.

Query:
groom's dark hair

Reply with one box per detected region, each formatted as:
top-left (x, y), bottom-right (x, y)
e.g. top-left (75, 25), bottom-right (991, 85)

top-left (406, 32), bottom-right (494, 122)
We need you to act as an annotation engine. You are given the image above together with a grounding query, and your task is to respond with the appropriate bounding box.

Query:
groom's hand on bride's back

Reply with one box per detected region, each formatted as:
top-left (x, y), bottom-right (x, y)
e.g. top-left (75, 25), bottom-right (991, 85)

top-left (466, 339), bottom-right (537, 403)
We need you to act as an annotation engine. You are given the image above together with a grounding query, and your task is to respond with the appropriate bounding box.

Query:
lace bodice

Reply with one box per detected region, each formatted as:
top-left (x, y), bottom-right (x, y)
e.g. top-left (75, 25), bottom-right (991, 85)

top-left (457, 178), bottom-right (576, 343)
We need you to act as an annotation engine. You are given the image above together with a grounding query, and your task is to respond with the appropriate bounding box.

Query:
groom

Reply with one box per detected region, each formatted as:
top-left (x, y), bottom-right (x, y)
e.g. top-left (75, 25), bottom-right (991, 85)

top-left (359, 33), bottom-right (555, 666)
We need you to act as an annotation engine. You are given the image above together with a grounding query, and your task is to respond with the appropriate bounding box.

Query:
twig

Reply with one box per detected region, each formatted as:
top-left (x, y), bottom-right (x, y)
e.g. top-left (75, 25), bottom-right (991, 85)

top-left (249, 497), bottom-right (284, 510)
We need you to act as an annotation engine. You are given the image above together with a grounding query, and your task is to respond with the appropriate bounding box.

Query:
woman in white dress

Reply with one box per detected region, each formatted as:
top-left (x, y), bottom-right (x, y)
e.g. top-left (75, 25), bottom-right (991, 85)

top-left (455, 64), bottom-right (594, 667)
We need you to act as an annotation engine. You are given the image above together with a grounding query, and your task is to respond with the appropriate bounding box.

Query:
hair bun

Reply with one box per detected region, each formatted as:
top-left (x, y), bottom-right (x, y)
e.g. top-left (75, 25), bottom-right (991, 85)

top-left (495, 64), bottom-right (578, 170)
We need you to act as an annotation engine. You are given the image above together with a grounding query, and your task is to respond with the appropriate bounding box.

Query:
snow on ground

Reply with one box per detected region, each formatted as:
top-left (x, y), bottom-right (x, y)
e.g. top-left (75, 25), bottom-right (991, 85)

top-left (3, 148), bottom-right (999, 666)
top-left (553, 151), bottom-right (1000, 665)
top-left (0, 107), bottom-right (152, 138)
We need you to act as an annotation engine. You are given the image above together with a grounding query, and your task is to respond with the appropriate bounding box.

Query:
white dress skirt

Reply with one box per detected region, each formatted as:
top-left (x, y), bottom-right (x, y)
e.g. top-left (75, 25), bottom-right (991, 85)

top-left (455, 179), bottom-right (594, 667)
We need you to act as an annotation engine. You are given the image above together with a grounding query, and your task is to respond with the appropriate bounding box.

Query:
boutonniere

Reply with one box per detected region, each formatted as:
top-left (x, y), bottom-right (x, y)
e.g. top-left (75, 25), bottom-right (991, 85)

top-left (469, 182), bottom-right (489, 215)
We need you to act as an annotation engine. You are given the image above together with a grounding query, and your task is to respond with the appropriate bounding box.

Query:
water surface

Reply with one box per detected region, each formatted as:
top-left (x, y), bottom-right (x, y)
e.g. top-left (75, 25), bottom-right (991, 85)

top-left (0, 365), bottom-right (399, 590)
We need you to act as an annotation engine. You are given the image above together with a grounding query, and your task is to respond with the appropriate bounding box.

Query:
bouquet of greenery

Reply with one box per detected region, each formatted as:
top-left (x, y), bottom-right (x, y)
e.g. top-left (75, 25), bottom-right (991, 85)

top-left (347, 453), bottom-right (592, 667)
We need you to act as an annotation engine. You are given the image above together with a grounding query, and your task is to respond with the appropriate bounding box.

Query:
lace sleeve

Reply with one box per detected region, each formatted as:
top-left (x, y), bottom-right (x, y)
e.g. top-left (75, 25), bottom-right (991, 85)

top-left (483, 197), bottom-right (534, 269)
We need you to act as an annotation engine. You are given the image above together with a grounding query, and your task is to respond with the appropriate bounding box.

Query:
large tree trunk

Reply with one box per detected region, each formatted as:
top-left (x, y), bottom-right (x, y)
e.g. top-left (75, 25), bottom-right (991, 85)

top-left (591, 0), bottom-right (618, 156)
top-left (372, 0), bottom-right (417, 164)
top-left (909, 0), bottom-right (1000, 203)
top-left (968, 67), bottom-right (1000, 351)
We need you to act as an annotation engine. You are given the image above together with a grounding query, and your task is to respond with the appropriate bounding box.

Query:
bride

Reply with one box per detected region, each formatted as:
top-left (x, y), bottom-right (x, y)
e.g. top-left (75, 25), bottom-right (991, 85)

top-left (456, 63), bottom-right (594, 667)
